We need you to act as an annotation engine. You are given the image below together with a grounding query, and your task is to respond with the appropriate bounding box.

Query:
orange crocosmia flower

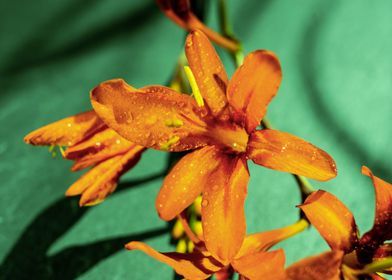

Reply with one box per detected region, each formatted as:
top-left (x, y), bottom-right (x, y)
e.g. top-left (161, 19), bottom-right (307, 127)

top-left (125, 219), bottom-right (308, 280)
top-left (287, 166), bottom-right (392, 280)
top-left (156, 0), bottom-right (239, 51)
top-left (24, 110), bottom-right (145, 206)
top-left (90, 30), bottom-right (337, 263)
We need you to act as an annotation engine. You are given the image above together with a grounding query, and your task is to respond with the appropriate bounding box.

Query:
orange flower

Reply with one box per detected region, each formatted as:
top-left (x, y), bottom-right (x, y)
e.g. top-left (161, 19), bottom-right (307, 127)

top-left (90, 30), bottom-right (337, 263)
top-left (126, 218), bottom-right (308, 279)
top-left (24, 110), bottom-right (145, 206)
top-left (287, 166), bottom-right (392, 279)
top-left (156, 0), bottom-right (239, 51)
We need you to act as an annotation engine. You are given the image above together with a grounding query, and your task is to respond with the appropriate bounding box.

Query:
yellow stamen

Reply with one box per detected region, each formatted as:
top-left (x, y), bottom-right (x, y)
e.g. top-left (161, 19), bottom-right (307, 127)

top-left (171, 219), bottom-right (184, 239)
top-left (176, 238), bottom-right (187, 253)
top-left (187, 240), bottom-right (195, 252)
top-left (164, 118), bottom-right (183, 128)
top-left (160, 135), bottom-right (180, 151)
top-left (59, 146), bottom-right (65, 157)
top-left (184, 66), bottom-right (204, 107)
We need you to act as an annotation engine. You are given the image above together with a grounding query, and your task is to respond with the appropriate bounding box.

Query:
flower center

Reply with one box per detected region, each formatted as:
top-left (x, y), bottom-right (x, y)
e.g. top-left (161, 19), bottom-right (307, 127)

top-left (209, 122), bottom-right (249, 154)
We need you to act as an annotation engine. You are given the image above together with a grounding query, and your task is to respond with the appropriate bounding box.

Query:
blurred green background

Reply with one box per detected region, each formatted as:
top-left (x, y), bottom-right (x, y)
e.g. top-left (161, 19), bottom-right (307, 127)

top-left (0, 0), bottom-right (391, 279)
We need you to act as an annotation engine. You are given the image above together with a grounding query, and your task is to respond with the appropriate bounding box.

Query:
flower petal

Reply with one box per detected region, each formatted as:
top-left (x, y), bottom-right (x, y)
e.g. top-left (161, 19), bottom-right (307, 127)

top-left (125, 241), bottom-right (223, 279)
top-left (65, 146), bottom-right (144, 206)
top-left (232, 249), bottom-right (286, 280)
top-left (156, 146), bottom-right (222, 221)
top-left (299, 190), bottom-right (358, 252)
top-left (24, 111), bottom-right (104, 146)
top-left (156, 0), bottom-right (192, 29)
top-left (64, 128), bottom-right (136, 171)
top-left (362, 166), bottom-right (392, 240)
top-left (91, 79), bottom-right (210, 152)
top-left (247, 129), bottom-right (337, 181)
top-left (236, 219), bottom-right (308, 259)
top-left (358, 166), bottom-right (392, 262)
top-left (227, 50), bottom-right (282, 132)
top-left (202, 156), bottom-right (249, 263)
top-left (185, 30), bottom-right (229, 118)
top-left (286, 251), bottom-right (344, 280)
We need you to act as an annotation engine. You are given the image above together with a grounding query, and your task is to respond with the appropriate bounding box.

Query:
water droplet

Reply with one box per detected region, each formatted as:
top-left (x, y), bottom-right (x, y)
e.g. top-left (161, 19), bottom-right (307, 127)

top-left (95, 142), bottom-right (101, 147)
top-left (201, 199), bottom-right (209, 207)
top-left (67, 123), bottom-right (72, 128)
top-left (158, 204), bottom-right (163, 208)
top-left (115, 139), bottom-right (121, 144)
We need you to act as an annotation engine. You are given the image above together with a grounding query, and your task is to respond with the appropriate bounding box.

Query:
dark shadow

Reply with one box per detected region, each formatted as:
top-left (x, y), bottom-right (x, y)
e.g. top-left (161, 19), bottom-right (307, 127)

top-left (0, 172), bottom-right (166, 279)
top-left (298, 1), bottom-right (391, 181)
top-left (0, 1), bottom-right (158, 79)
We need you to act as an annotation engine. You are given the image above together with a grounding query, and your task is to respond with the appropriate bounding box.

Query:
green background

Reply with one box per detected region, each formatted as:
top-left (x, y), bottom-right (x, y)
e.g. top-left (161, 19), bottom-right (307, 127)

top-left (1, 0), bottom-right (391, 279)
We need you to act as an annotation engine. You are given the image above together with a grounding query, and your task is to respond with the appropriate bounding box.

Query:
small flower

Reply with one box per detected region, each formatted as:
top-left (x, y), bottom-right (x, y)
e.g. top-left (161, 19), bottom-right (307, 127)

top-left (126, 219), bottom-right (307, 279)
top-left (24, 110), bottom-right (145, 206)
top-left (156, 0), bottom-right (240, 51)
top-left (287, 166), bottom-right (392, 279)
top-left (90, 30), bottom-right (337, 263)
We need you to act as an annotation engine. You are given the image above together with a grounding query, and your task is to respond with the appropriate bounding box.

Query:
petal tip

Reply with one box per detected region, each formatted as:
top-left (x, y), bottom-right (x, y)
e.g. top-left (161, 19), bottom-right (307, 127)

top-left (361, 165), bottom-right (372, 177)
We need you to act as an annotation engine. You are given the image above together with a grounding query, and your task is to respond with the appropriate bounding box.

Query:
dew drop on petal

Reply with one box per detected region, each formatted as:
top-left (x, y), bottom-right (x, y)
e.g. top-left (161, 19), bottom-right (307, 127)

top-left (201, 199), bottom-right (209, 207)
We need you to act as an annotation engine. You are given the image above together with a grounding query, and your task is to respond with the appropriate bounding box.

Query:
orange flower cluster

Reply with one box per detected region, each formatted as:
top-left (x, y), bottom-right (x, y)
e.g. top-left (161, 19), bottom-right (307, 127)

top-left (24, 111), bottom-right (145, 206)
top-left (24, 1), bottom-right (392, 279)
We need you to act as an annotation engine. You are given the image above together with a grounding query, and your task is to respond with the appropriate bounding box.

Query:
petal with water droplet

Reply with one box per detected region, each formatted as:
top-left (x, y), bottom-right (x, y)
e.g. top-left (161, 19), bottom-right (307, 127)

top-left (185, 30), bottom-right (229, 118)
top-left (227, 50), bottom-right (282, 133)
top-left (232, 249), bottom-right (286, 280)
top-left (65, 146), bottom-right (144, 206)
top-left (24, 110), bottom-right (104, 147)
top-left (202, 156), bottom-right (249, 263)
top-left (125, 241), bottom-right (222, 279)
top-left (64, 128), bottom-right (138, 171)
top-left (359, 166), bottom-right (392, 254)
top-left (286, 250), bottom-right (344, 280)
top-left (247, 129), bottom-right (337, 181)
top-left (156, 146), bottom-right (222, 221)
top-left (91, 79), bottom-right (210, 152)
top-left (299, 190), bottom-right (358, 252)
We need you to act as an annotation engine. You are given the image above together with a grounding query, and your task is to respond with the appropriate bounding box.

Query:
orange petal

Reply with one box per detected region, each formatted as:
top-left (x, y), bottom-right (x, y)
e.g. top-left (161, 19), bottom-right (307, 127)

top-left (65, 146), bottom-right (144, 206)
top-left (286, 251), bottom-right (344, 280)
top-left (299, 190), bottom-right (358, 252)
top-left (185, 30), bottom-right (229, 118)
top-left (247, 129), bottom-right (337, 181)
top-left (125, 241), bottom-right (222, 279)
top-left (202, 156), bottom-right (249, 263)
top-left (236, 219), bottom-right (308, 259)
top-left (227, 50), bottom-right (282, 132)
top-left (156, 146), bottom-right (221, 221)
top-left (361, 166), bottom-right (392, 242)
top-left (24, 110), bottom-right (104, 146)
top-left (91, 79), bottom-right (209, 152)
top-left (64, 128), bottom-right (136, 171)
top-left (358, 166), bottom-right (392, 262)
top-left (232, 249), bottom-right (286, 280)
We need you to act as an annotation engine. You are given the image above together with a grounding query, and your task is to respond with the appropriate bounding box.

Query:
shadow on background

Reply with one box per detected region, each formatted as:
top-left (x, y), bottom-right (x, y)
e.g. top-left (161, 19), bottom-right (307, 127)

top-left (0, 1), bottom-right (158, 80)
top-left (299, 1), bottom-right (391, 181)
top-left (0, 172), bottom-right (168, 279)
